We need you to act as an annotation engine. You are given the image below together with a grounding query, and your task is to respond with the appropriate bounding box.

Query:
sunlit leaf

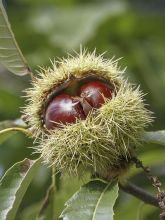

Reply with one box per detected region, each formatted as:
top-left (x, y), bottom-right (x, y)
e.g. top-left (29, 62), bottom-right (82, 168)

top-left (143, 131), bottom-right (165, 146)
top-left (0, 158), bottom-right (41, 220)
top-left (61, 179), bottom-right (119, 220)
top-left (0, 0), bottom-right (31, 75)
top-left (54, 174), bottom-right (89, 220)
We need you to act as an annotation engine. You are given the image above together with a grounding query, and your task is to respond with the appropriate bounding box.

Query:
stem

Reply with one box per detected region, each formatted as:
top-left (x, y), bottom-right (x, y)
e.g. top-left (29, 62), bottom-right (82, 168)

top-left (37, 167), bottom-right (56, 219)
top-left (29, 70), bottom-right (35, 80)
top-left (119, 182), bottom-right (159, 207)
top-left (51, 166), bottom-right (56, 190)
top-left (51, 166), bottom-right (56, 219)
top-left (0, 127), bottom-right (32, 136)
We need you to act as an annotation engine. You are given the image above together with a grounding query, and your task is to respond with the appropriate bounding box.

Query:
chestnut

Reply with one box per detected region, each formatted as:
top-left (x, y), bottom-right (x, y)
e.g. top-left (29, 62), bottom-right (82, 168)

top-left (80, 80), bottom-right (113, 108)
top-left (45, 80), bottom-right (113, 129)
top-left (45, 94), bottom-right (85, 129)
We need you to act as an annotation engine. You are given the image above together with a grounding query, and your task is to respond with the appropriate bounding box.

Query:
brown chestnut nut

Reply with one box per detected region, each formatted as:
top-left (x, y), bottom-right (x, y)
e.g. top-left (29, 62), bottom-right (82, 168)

top-left (45, 94), bottom-right (85, 129)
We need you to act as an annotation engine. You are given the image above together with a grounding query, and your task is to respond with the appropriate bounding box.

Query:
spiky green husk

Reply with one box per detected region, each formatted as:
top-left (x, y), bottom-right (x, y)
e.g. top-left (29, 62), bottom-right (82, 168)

top-left (35, 83), bottom-right (151, 177)
top-left (23, 50), bottom-right (123, 138)
top-left (24, 50), bottom-right (152, 177)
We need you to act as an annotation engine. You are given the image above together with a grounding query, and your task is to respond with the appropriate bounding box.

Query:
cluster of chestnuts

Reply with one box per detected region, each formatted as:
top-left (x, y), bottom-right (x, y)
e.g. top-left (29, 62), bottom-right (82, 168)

top-left (45, 80), bottom-right (113, 129)
top-left (24, 51), bottom-right (152, 178)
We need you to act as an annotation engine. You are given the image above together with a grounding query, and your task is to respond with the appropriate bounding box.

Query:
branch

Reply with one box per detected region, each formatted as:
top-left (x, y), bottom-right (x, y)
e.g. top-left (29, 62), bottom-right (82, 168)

top-left (119, 181), bottom-right (159, 207)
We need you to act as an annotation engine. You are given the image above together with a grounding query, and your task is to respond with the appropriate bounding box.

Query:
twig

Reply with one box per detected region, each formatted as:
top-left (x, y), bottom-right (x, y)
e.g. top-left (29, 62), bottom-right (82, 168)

top-left (119, 182), bottom-right (159, 207)
top-left (132, 157), bottom-right (165, 219)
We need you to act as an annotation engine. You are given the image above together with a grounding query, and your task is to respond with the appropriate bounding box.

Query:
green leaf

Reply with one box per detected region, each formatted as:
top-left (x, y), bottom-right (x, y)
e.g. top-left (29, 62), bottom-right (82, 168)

top-left (0, 158), bottom-right (41, 220)
top-left (60, 179), bottom-right (119, 220)
top-left (143, 131), bottom-right (165, 146)
top-left (19, 202), bottom-right (41, 220)
top-left (54, 174), bottom-right (88, 220)
top-left (0, 0), bottom-right (31, 75)
top-left (0, 127), bottom-right (30, 144)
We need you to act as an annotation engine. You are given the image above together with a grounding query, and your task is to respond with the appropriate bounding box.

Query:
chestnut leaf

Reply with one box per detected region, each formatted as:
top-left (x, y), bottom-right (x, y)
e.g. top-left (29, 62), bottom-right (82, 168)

top-left (60, 179), bottom-right (119, 220)
top-left (0, 158), bottom-right (41, 220)
top-left (0, 0), bottom-right (31, 76)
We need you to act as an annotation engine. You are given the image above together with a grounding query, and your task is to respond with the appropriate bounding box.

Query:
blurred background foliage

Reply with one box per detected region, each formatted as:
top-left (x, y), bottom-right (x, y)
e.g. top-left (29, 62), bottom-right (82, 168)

top-left (0, 0), bottom-right (165, 219)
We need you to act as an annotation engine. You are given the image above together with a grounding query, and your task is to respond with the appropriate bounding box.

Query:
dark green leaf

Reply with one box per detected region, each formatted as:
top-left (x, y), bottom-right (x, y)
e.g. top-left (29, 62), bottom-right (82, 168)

top-left (19, 202), bottom-right (41, 220)
top-left (37, 186), bottom-right (55, 220)
top-left (61, 179), bottom-right (119, 220)
top-left (37, 169), bottom-right (60, 220)
top-left (143, 131), bottom-right (165, 146)
top-left (0, 158), bottom-right (41, 220)
top-left (0, 0), bottom-right (31, 75)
